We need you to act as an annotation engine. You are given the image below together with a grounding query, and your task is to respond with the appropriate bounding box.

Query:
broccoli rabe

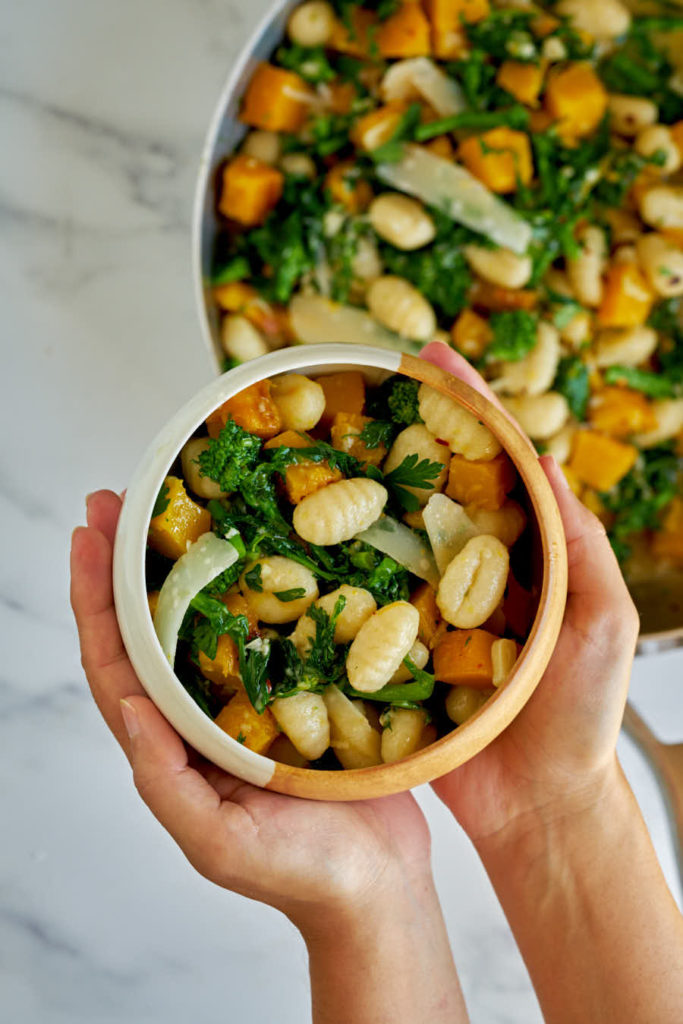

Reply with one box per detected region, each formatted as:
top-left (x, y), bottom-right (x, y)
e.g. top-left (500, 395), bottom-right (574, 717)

top-left (366, 376), bottom-right (421, 426)
top-left (486, 310), bottom-right (538, 363)
top-left (198, 418), bottom-right (261, 493)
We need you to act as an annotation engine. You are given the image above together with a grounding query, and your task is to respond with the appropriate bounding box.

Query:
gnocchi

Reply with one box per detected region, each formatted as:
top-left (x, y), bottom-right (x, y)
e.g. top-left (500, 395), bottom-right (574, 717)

top-left (437, 535), bottom-right (510, 629)
top-left (418, 384), bottom-right (502, 461)
top-left (148, 369), bottom-right (535, 773)
top-left (367, 275), bottom-right (437, 341)
top-left (492, 322), bottom-right (560, 397)
top-left (369, 193), bottom-right (436, 251)
top-left (292, 477), bottom-right (388, 545)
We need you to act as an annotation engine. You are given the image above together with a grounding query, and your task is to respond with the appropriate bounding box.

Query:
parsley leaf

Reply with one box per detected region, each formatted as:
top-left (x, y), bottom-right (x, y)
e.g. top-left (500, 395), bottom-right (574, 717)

top-left (603, 366), bottom-right (677, 399)
top-left (152, 483), bottom-right (170, 519)
top-left (356, 419), bottom-right (396, 449)
top-left (243, 564), bottom-right (263, 592)
top-left (198, 418), bottom-right (262, 493)
top-left (383, 453), bottom-right (444, 512)
top-left (276, 43), bottom-right (336, 84)
top-left (554, 356), bottom-right (590, 420)
top-left (274, 587), bottom-right (307, 602)
top-left (601, 445), bottom-right (681, 562)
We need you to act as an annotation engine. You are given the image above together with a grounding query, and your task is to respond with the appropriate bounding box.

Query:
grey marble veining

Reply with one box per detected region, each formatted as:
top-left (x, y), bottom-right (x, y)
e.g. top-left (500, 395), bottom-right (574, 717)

top-left (1, 2), bottom-right (681, 1022)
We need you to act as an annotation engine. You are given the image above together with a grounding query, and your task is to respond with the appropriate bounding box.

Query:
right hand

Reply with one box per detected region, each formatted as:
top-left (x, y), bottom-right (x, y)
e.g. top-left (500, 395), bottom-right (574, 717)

top-left (420, 341), bottom-right (640, 847)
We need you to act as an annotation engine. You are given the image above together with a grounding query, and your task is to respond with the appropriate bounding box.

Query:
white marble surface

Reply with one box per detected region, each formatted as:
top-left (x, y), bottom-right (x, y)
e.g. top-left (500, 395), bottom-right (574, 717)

top-left (1, 2), bottom-right (681, 1022)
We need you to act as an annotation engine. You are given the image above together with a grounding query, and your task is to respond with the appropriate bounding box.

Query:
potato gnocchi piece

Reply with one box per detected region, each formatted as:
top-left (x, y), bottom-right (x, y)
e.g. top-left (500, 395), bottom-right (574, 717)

top-left (465, 501), bottom-right (527, 548)
top-left (180, 438), bottom-right (227, 501)
top-left (543, 423), bottom-right (577, 466)
top-left (270, 692), bottom-right (330, 760)
top-left (566, 225), bottom-right (607, 309)
top-left (593, 326), bottom-right (658, 368)
top-left (418, 383), bottom-right (502, 461)
top-left (239, 555), bottom-right (318, 623)
top-left (445, 686), bottom-right (493, 726)
top-left (323, 684), bottom-right (382, 769)
top-left (491, 638), bottom-right (519, 687)
top-left (380, 708), bottom-right (430, 764)
top-left (491, 322), bottom-right (560, 397)
top-left (383, 423), bottom-right (450, 506)
top-left (437, 535), bottom-right (510, 629)
top-left (271, 374), bottom-right (326, 431)
top-left (347, 601), bottom-right (420, 693)
top-left (387, 639), bottom-right (430, 684)
top-left (290, 585), bottom-right (377, 656)
top-left (367, 275), bottom-right (437, 341)
top-left (633, 398), bottom-right (683, 448)
top-left (292, 477), bottom-right (388, 545)
top-left (501, 393), bottom-right (570, 441)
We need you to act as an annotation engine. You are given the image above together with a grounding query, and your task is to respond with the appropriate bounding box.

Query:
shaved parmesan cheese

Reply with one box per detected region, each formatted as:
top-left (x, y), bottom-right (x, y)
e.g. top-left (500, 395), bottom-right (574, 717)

top-left (356, 515), bottom-right (439, 588)
top-left (423, 494), bottom-right (479, 575)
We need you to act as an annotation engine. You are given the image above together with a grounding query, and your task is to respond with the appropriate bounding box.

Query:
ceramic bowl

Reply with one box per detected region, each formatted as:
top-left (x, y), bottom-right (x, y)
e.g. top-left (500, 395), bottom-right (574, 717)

top-left (113, 344), bottom-right (568, 800)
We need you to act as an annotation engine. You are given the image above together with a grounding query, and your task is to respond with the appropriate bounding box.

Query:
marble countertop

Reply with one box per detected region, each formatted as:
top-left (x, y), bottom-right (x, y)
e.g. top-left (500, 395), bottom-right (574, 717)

top-left (2, 2), bottom-right (681, 1021)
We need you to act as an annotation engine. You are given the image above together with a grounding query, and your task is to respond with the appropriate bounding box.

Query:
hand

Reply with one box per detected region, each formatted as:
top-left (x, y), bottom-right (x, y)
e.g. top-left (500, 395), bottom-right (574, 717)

top-left (70, 490), bottom-right (432, 931)
top-left (420, 341), bottom-right (639, 846)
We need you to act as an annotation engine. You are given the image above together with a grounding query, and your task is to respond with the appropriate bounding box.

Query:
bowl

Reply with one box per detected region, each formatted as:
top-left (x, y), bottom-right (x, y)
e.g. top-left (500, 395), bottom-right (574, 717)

top-left (190, 0), bottom-right (683, 653)
top-left (113, 344), bottom-right (567, 800)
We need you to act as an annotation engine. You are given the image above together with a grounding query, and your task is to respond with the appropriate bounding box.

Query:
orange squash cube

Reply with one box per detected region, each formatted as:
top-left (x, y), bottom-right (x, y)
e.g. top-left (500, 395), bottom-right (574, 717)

top-left (588, 387), bottom-right (657, 438)
top-left (199, 634), bottom-right (241, 695)
top-left (410, 582), bottom-right (446, 649)
top-left (670, 120), bottom-right (683, 158)
top-left (264, 430), bottom-right (342, 503)
top-left (324, 161), bottom-right (373, 213)
top-left (218, 155), bottom-right (284, 227)
top-left (377, 2), bottom-right (431, 58)
top-left (568, 430), bottom-right (638, 492)
top-left (147, 591), bottom-right (160, 619)
top-left (423, 0), bottom-right (489, 29)
top-left (330, 412), bottom-right (388, 468)
top-left (328, 80), bottom-right (357, 115)
top-left (544, 63), bottom-right (607, 141)
top-left (316, 371), bottom-right (366, 430)
top-left (351, 102), bottom-right (408, 152)
top-left (497, 61), bottom-right (545, 107)
top-left (502, 573), bottom-right (535, 639)
top-left (445, 452), bottom-right (517, 511)
top-left (240, 62), bottom-right (314, 133)
top-left (213, 281), bottom-right (258, 312)
top-left (470, 279), bottom-right (539, 312)
top-left (148, 476), bottom-right (211, 561)
top-left (433, 628), bottom-right (498, 688)
top-left (206, 380), bottom-right (282, 440)
top-left (458, 128), bottom-right (533, 193)
top-left (214, 689), bottom-right (279, 755)
top-left (451, 309), bottom-right (493, 359)
top-left (222, 592), bottom-right (260, 638)
top-left (425, 134), bottom-right (455, 160)
top-left (596, 264), bottom-right (655, 328)
top-left (328, 8), bottom-right (378, 57)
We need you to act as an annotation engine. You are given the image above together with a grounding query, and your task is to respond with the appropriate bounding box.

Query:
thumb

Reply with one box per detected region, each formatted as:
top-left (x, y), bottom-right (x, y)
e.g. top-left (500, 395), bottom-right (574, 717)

top-left (120, 696), bottom-right (222, 850)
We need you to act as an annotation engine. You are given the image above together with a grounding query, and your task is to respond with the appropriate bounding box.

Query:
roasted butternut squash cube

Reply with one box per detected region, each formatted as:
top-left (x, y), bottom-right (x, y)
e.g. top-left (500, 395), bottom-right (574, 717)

top-left (214, 689), bottom-right (279, 755)
top-left (588, 387), bottom-right (657, 438)
top-left (597, 264), bottom-right (654, 328)
top-left (544, 63), bottom-right (607, 141)
top-left (267, 733), bottom-right (310, 768)
top-left (206, 380), bottom-right (282, 440)
top-left (568, 430), bottom-right (638, 492)
top-left (377, 2), bottom-right (431, 58)
top-left (425, 134), bottom-right (455, 159)
top-left (147, 591), bottom-right (160, 619)
top-left (351, 102), bottom-right (409, 153)
top-left (497, 61), bottom-right (544, 107)
top-left (221, 592), bottom-right (260, 638)
top-left (652, 498), bottom-right (683, 566)
top-left (199, 634), bottom-right (241, 696)
top-left (433, 628), bottom-right (498, 688)
top-left (410, 582), bottom-right (446, 649)
top-left (423, 0), bottom-right (489, 30)
top-left (240, 62), bottom-right (314, 133)
top-left (451, 309), bottom-right (493, 359)
top-left (446, 452), bottom-right (517, 511)
top-left (316, 371), bottom-right (366, 430)
top-left (264, 429), bottom-right (342, 503)
top-left (502, 573), bottom-right (535, 639)
top-left (470, 279), bottom-right (538, 312)
top-left (148, 476), bottom-right (211, 561)
top-left (328, 8), bottom-right (378, 57)
top-left (330, 412), bottom-right (388, 467)
top-left (218, 155), bottom-right (284, 227)
top-left (324, 161), bottom-right (373, 213)
top-left (458, 128), bottom-right (533, 193)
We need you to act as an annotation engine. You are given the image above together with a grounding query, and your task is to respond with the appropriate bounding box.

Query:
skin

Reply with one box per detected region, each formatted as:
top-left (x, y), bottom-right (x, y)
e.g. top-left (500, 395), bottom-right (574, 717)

top-left (421, 340), bottom-right (683, 1024)
top-left (70, 343), bottom-right (683, 1022)
top-left (70, 488), bottom-right (467, 1024)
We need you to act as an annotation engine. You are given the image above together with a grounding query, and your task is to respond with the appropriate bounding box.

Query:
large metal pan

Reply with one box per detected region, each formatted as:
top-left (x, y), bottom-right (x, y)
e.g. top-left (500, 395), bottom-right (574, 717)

top-left (191, 0), bottom-right (683, 653)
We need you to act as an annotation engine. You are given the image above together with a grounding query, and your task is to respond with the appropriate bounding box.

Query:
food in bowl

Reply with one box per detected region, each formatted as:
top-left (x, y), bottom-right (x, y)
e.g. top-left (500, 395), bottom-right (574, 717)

top-left (146, 365), bottom-right (539, 769)
top-left (204, 0), bottom-right (683, 594)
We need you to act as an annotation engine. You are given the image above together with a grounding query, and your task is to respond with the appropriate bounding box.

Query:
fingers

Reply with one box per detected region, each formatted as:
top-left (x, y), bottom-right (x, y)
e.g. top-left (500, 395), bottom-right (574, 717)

top-left (420, 340), bottom-right (507, 413)
top-left (70, 519), bottom-right (145, 755)
top-left (120, 696), bottom-right (250, 879)
top-left (539, 455), bottom-right (639, 650)
top-left (86, 489), bottom-right (123, 545)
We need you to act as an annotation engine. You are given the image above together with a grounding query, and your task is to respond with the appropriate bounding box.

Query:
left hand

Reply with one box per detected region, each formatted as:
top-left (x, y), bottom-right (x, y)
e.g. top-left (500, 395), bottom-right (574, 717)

top-left (70, 490), bottom-right (432, 933)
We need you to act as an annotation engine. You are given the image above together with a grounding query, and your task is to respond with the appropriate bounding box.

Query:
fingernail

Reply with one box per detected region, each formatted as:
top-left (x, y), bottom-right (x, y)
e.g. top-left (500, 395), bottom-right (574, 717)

top-left (86, 493), bottom-right (94, 511)
top-left (120, 699), bottom-right (139, 740)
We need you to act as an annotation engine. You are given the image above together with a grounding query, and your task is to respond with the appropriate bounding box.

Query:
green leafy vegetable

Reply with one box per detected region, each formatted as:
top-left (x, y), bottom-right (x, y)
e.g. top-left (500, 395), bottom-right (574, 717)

top-left (345, 660), bottom-right (436, 705)
top-left (603, 366), bottom-right (677, 399)
top-left (276, 43), bottom-right (335, 83)
top-left (243, 564), bottom-right (263, 592)
top-left (198, 418), bottom-right (262, 492)
top-left (357, 419), bottom-right (396, 449)
top-left (152, 483), bottom-right (170, 519)
top-left (554, 356), bottom-right (590, 420)
top-left (274, 587), bottom-right (307, 602)
top-left (367, 376), bottom-right (422, 426)
top-left (383, 453), bottom-right (444, 512)
top-left (486, 310), bottom-right (538, 362)
top-left (600, 20), bottom-right (683, 124)
top-left (369, 103), bottom-right (422, 164)
top-left (380, 216), bottom-right (472, 321)
top-left (414, 105), bottom-right (530, 141)
top-left (600, 445), bottom-right (681, 562)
